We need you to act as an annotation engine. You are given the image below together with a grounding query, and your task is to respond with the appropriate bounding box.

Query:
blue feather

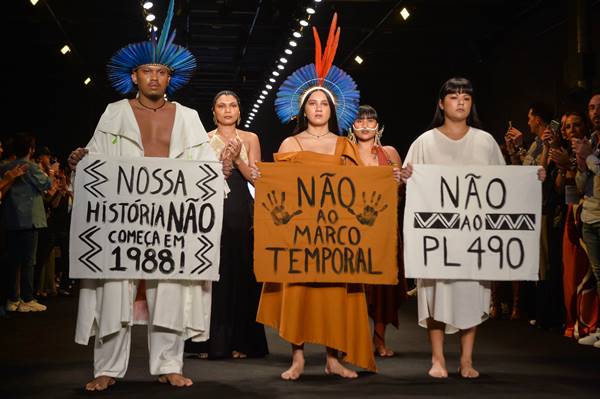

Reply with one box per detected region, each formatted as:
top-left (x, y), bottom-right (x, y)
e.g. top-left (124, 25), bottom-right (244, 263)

top-left (275, 63), bottom-right (359, 133)
top-left (106, 0), bottom-right (196, 95)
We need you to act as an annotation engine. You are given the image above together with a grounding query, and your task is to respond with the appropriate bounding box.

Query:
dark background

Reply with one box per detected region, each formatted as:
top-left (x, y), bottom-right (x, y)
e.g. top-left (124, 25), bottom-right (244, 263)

top-left (6, 0), bottom-right (600, 161)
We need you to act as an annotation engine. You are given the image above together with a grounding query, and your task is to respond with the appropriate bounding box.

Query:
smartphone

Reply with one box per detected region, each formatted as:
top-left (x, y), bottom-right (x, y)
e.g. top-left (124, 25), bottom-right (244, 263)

top-left (549, 119), bottom-right (561, 138)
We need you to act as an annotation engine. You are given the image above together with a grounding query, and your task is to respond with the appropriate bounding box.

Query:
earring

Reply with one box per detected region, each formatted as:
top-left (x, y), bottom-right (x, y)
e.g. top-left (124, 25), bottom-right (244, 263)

top-left (212, 115), bottom-right (217, 125)
top-left (374, 125), bottom-right (384, 147)
top-left (347, 127), bottom-right (357, 144)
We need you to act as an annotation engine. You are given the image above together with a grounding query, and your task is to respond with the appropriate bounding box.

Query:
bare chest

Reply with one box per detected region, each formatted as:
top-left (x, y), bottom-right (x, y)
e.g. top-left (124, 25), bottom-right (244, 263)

top-left (131, 104), bottom-right (176, 157)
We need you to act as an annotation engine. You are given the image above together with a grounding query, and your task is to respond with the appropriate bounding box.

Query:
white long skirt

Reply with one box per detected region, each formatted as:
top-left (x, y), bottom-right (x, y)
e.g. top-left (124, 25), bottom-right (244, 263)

top-left (417, 279), bottom-right (491, 334)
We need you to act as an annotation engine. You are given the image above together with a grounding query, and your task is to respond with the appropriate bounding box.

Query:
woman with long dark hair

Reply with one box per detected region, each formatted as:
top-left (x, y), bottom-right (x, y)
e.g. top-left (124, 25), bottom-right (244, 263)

top-left (402, 77), bottom-right (544, 378)
top-left (349, 105), bottom-right (406, 357)
top-left (256, 87), bottom-right (376, 379)
top-left (185, 90), bottom-right (268, 359)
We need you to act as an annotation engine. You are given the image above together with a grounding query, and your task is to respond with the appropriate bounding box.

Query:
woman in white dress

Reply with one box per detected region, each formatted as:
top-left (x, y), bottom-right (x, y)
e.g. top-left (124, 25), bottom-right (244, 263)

top-left (401, 77), bottom-right (545, 379)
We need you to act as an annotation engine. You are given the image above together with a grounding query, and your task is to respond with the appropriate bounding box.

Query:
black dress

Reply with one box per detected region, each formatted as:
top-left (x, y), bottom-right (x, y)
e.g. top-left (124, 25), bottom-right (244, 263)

top-left (185, 166), bottom-right (268, 358)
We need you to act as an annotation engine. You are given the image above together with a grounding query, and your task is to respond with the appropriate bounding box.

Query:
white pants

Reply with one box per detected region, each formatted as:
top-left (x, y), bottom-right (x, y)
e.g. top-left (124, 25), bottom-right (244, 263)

top-left (93, 281), bottom-right (184, 378)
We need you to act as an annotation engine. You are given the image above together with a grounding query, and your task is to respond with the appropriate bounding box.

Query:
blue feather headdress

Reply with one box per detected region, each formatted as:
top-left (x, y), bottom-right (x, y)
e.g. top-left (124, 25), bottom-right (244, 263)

top-left (107, 0), bottom-right (196, 95)
top-left (275, 14), bottom-right (359, 133)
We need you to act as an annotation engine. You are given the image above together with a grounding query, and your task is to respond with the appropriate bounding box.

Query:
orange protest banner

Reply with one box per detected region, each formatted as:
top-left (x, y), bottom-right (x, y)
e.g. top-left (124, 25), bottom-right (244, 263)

top-left (254, 162), bottom-right (398, 284)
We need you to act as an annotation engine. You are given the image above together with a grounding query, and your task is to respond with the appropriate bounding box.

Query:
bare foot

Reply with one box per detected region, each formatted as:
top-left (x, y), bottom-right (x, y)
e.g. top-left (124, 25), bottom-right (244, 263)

top-left (158, 373), bottom-right (193, 387)
top-left (428, 360), bottom-right (448, 378)
top-left (281, 358), bottom-right (304, 381)
top-left (325, 358), bottom-right (358, 379)
top-left (232, 351), bottom-right (247, 359)
top-left (459, 363), bottom-right (480, 378)
top-left (85, 376), bottom-right (116, 391)
top-left (375, 345), bottom-right (395, 357)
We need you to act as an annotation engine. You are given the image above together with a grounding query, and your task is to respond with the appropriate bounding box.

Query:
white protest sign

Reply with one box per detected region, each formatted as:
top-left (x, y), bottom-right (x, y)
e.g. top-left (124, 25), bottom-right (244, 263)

top-left (404, 165), bottom-right (541, 281)
top-left (70, 154), bottom-right (224, 280)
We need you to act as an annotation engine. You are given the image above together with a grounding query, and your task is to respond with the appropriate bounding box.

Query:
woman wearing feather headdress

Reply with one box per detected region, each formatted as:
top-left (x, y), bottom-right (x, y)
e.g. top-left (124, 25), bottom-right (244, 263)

top-left (68, 0), bottom-right (230, 391)
top-left (255, 14), bottom-right (377, 379)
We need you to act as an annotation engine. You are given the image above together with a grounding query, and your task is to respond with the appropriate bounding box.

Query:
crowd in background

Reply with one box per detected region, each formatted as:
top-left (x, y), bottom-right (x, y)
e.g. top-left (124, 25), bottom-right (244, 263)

top-left (0, 133), bottom-right (73, 316)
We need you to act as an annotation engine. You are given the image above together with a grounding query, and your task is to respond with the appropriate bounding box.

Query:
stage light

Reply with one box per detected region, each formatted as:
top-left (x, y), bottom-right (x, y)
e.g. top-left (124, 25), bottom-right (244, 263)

top-left (400, 7), bottom-right (410, 20)
top-left (292, 31), bottom-right (301, 38)
top-left (354, 55), bottom-right (363, 64)
top-left (143, 2), bottom-right (153, 10)
top-left (84, 77), bottom-right (92, 85)
top-left (146, 14), bottom-right (156, 22)
top-left (299, 20), bottom-right (308, 27)
top-left (284, 49), bottom-right (292, 55)
top-left (266, 84), bottom-right (273, 90)
top-left (60, 45), bottom-right (71, 55)
top-left (306, 7), bottom-right (315, 15)
top-left (289, 40), bottom-right (297, 47)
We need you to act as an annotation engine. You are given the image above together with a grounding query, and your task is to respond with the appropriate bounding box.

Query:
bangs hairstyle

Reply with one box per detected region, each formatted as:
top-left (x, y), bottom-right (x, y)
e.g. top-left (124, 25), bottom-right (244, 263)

top-left (356, 105), bottom-right (378, 122)
top-left (293, 88), bottom-right (340, 135)
top-left (429, 77), bottom-right (482, 129)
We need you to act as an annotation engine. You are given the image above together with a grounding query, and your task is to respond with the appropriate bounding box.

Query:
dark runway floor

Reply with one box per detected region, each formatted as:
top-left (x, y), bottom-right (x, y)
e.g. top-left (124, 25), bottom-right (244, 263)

top-left (0, 296), bottom-right (598, 399)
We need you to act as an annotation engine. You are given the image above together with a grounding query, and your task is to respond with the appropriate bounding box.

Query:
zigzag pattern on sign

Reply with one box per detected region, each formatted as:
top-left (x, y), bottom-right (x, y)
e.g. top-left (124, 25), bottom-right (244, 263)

top-left (191, 235), bottom-right (214, 275)
top-left (485, 213), bottom-right (536, 230)
top-left (413, 212), bottom-right (460, 229)
top-left (78, 225), bottom-right (102, 273)
top-left (196, 164), bottom-right (218, 201)
top-left (83, 160), bottom-right (108, 198)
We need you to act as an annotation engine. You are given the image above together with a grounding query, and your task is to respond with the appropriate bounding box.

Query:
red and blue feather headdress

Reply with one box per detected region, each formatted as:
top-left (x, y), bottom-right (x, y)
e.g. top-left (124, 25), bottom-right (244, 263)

top-left (107, 0), bottom-right (196, 95)
top-left (275, 14), bottom-right (360, 133)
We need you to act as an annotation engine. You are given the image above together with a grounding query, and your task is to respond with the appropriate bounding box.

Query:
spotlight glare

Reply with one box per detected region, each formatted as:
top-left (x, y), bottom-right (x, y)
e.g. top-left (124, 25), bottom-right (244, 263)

top-left (299, 20), bottom-right (309, 27)
top-left (84, 77), bottom-right (92, 85)
top-left (143, 1), bottom-right (153, 9)
top-left (284, 49), bottom-right (292, 55)
top-left (400, 7), bottom-right (410, 20)
top-left (60, 45), bottom-right (71, 55)
top-left (146, 13), bottom-right (156, 22)
top-left (306, 7), bottom-right (315, 14)
top-left (354, 55), bottom-right (364, 64)
top-left (292, 31), bottom-right (302, 38)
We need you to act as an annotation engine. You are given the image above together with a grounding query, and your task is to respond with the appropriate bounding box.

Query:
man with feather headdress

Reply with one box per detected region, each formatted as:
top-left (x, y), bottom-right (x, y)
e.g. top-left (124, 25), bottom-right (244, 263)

top-left (68, 0), bottom-right (233, 390)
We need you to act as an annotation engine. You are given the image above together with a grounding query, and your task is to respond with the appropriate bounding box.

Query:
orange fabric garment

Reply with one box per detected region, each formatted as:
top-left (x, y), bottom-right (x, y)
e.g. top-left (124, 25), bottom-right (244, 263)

top-left (256, 136), bottom-right (376, 372)
top-left (562, 204), bottom-right (590, 337)
top-left (365, 146), bottom-right (407, 327)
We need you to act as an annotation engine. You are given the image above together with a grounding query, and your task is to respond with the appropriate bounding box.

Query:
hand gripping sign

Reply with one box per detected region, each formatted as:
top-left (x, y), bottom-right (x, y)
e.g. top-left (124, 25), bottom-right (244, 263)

top-left (254, 162), bottom-right (398, 284)
top-left (403, 165), bottom-right (541, 281)
top-left (69, 154), bottom-right (224, 280)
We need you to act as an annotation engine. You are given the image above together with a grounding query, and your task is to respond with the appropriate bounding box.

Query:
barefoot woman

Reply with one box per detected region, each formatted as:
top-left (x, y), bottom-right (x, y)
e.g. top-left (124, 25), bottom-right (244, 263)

top-left (256, 15), bottom-right (376, 379)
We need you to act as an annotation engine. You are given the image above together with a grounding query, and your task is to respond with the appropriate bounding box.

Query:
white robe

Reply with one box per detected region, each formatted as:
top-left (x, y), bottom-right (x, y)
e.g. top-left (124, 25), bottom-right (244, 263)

top-left (75, 99), bottom-right (218, 345)
top-left (404, 127), bottom-right (506, 333)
